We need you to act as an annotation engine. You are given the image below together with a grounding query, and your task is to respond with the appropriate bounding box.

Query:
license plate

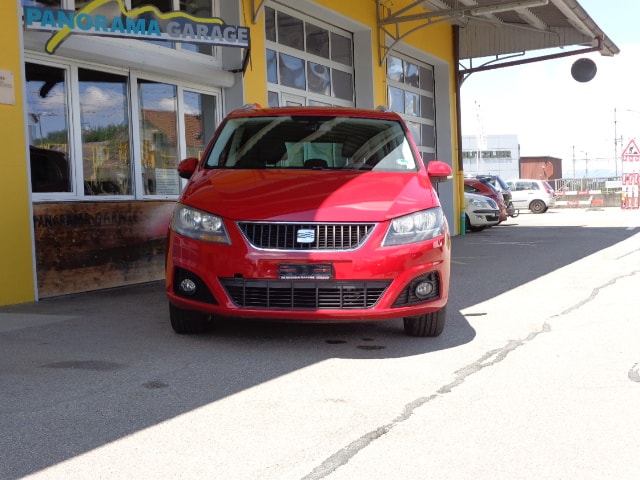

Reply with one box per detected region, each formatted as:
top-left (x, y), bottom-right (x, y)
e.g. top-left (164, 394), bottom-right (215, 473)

top-left (278, 263), bottom-right (334, 280)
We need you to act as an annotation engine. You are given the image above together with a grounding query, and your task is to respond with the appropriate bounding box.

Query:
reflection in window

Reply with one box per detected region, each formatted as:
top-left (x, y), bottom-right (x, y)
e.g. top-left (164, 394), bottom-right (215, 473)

top-left (405, 62), bottom-right (419, 88)
top-left (279, 53), bottom-right (305, 90)
top-left (25, 62), bottom-right (72, 193)
top-left (184, 91), bottom-right (217, 159)
top-left (387, 57), bottom-right (403, 83)
top-left (308, 62), bottom-right (331, 95)
top-left (79, 68), bottom-right (131, 195)
top-left (266, 49), bottom-right (278, 83)
top-left (138, 79), bottom-right (179, 195)
top-left (405, 91), bottom-right (419, 116)
top-left (388, 86), bottom-right (404, 113)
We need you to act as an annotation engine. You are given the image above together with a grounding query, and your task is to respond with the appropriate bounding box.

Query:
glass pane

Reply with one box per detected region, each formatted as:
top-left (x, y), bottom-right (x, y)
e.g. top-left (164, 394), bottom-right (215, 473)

top-left (179, 0), bottom-right (213, 55)
top-left (388, 86), bottom-right (404, 113)
top-left (405, 91), bottom-right (420, 116)
top-left (266, 49), bottom-right (278, 83)
top-left (308, 62), bottom-right (331, 95)
top-left (330, 32), bottom-right (352, 66)
top-left (265, 7), bottom-right (276, 42)
top-left (279, 53), bottom-right (306, 90)
top-left (138, 79), bottom-right (180, 195)
top-left (332, 70), bottom-right (353, 101)
top-left (306, 24), bottom-right (329, 58)
top-left (387, 56), bottom-right (403, 82)
top-left (420, 66), bottom-right (434, 92)
top-left (25, 62), bottom-right (72, 193)
top-left (277, 11), bottom-right (304, 50)
top-left (268, 91), bottom-right (279, 107)
top-left (184, 91), bottom-right (217, 160)
top-left (407, 121), bottom-right (421, 144)
top-left (421, 95), bottom-right (435, 120)
top-left (405, 62), bottom-right (419, 88)
top-left (79, 68), bottom-right (131, 196)
top-left (422, 124), bottom-right (436, 148)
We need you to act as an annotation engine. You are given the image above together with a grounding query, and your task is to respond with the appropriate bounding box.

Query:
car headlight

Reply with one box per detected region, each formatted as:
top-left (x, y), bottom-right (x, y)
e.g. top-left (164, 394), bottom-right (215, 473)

top-left (468, 197), bottom-right (494, 209)
top-left (382, 207), bottom-right (446, 246)
top-left (171, 204), bottom-right (230, 244)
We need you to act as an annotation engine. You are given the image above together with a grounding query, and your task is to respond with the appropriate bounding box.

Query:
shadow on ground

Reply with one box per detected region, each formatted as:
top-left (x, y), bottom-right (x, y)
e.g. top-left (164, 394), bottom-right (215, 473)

top-left (0, 216), bottom-right (636, 479)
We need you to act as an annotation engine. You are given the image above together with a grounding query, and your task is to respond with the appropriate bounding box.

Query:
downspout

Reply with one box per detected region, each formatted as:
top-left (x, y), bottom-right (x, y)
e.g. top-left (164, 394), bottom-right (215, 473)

top-left (453, 25), bottom-right (466, 235)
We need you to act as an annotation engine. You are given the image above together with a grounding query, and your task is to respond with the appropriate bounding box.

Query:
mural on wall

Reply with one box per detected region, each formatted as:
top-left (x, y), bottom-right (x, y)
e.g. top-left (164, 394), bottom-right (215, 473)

top-left (33, 201), bottom-right (175, 297)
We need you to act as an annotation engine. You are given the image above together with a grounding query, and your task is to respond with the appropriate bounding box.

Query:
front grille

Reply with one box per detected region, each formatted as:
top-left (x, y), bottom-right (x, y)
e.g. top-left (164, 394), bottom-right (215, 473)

top-left (237, 222), bottom-right (376, 250)
top-left (220, 278), bottom-right (390, 309)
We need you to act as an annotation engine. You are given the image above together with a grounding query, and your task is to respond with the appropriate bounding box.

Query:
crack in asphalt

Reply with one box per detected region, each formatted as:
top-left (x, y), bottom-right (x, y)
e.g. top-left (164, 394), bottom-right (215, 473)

top-left (300, 323), bottom-right (550, 480)
top-left (301, 268), bottom-right (640, 480)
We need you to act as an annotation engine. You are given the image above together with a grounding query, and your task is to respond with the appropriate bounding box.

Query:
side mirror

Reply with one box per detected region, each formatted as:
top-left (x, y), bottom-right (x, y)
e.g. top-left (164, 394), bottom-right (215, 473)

top-left (427, 160), bottom-right (452, 182)
top-left (177, 157), bottom-right (199, 179)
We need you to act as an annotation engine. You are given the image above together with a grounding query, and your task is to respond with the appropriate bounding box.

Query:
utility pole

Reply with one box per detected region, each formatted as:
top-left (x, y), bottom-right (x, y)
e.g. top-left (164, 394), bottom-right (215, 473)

top-left (614, 108), bottom-right (618, 176)
top-left (572, 145), bottom-right (576, 178)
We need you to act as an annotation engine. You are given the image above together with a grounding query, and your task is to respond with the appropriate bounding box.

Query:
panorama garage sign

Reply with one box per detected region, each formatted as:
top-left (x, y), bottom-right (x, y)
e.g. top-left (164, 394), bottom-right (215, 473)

top-left (23, 0), bottom-right (249, 54)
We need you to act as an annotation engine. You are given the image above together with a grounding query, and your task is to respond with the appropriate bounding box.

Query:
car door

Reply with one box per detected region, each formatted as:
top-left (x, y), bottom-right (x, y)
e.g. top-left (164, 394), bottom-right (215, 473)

top-left (509, 181), bottom-right (532, 209)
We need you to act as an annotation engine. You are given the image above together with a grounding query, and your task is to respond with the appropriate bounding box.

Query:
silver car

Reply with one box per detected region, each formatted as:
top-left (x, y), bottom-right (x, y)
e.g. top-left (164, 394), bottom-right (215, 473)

top-left (464, 192), bottom-right (500, 232)
top-left (506, 179), bottom-right (556, 214)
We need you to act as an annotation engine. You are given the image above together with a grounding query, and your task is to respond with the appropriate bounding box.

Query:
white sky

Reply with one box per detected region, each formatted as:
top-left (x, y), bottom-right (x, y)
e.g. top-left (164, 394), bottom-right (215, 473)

top-left (460, 0), bottom-right (640, 176)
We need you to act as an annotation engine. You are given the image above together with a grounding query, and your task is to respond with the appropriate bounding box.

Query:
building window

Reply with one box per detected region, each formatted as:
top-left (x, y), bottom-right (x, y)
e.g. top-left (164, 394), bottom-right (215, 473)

top-left (79, 68), bottom-right (132, 196)
top-left (25, 58), bottom-right (220, 200)
top-left (26, 62), bottom-right (72, 194)
top-left (265, 5), bottom-right (354, 107)
top-left (387, 54), bottom-right (436, 160)
top-left (138, 79), bottom-right (180, 196)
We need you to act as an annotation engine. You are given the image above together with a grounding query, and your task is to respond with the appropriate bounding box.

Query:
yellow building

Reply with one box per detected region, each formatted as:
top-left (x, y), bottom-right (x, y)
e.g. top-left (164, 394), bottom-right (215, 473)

top-left (1, 0), bottom-right (617, 306)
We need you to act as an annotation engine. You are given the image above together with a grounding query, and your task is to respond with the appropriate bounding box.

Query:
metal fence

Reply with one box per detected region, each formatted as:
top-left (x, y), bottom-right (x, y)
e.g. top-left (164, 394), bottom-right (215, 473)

top-left (548, 177), bottom-right (623, 193)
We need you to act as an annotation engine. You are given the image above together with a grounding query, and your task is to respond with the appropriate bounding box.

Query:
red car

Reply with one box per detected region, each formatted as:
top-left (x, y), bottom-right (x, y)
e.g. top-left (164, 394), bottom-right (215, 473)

top-left (463, 177), bottom-right (508, 222)
top-left (165, 105), bottom-right (452, 337)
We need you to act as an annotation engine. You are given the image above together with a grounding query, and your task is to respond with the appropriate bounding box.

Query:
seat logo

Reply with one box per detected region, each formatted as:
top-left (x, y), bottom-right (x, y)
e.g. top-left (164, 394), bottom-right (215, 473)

top-left (296, 229), bottom-right (315, 243)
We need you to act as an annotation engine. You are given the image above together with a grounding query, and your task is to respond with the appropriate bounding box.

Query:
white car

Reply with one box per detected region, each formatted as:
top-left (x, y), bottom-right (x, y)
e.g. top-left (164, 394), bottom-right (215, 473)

top-left (464, 192), bottom-right (501, 232)
top-left (506, 179), bottom-right (556, 214)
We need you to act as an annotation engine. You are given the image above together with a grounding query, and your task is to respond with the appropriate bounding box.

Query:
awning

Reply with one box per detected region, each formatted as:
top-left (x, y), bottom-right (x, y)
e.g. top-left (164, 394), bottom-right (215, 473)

top-left (377, 0), bottom-right (620, 69)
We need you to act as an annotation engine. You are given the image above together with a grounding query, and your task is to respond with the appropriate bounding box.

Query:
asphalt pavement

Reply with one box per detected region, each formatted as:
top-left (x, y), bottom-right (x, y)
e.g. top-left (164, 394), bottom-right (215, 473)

top-left (1, 207), bottom-right (639, 479)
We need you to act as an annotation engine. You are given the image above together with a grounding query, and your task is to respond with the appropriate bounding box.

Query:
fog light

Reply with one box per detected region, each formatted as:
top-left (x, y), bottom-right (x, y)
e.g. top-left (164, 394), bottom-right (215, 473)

top-left (414, 281), bottom-right (434, 299)
top-left (179, 278), bottom-right (197, 295)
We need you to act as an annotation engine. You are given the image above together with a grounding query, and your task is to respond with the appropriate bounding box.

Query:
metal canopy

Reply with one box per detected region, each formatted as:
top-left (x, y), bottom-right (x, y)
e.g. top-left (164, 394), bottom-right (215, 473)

top-left (377, 0), bottom-right (620, 68)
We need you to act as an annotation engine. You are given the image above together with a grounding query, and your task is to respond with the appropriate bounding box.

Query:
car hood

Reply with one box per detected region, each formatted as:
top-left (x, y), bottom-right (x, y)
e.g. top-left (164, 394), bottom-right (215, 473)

top-left (180, 169), bottom-right (441, 222)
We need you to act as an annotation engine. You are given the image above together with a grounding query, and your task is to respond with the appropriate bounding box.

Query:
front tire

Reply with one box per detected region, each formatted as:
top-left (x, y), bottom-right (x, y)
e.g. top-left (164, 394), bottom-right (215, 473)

top-left (529, 199), bottom-right (547, 214)
top-left (169, 303), bottom-right (211, 334)
top-left (403, 307), bottom-right (446, 337)
top-left (465, 214), bottom-right (484, 232)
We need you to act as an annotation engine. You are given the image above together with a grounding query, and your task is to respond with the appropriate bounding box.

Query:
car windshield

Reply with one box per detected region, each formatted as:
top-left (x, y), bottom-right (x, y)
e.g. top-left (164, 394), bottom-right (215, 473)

top-left (204, 116), bottom-right (418, 172)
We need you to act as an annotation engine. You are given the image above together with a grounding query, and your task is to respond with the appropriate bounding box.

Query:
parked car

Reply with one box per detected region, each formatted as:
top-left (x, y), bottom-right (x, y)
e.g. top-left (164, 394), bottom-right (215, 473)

top-left (464, 192), bottom-right (501, 232)
top-left (464, 177), bottom-right (508, 222)
top-left (165, 105), bottom-right (453, 337)
top-left (476, 174), bottom-right (519, 218)
top-left (506, 178), bottom-right (556, 214)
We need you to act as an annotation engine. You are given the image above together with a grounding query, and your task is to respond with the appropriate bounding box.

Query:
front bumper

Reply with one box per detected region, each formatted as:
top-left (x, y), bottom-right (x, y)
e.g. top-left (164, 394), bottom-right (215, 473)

top-left (166, 229), bottom-right (450, 321)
